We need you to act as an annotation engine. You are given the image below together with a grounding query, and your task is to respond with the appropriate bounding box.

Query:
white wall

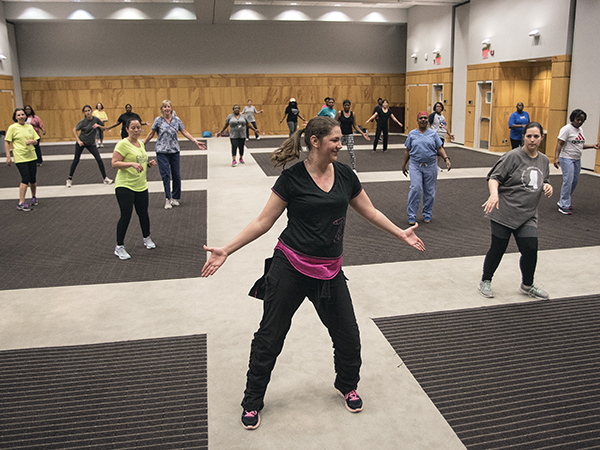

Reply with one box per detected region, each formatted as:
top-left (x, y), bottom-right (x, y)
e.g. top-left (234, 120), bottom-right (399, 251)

top-left (569, 0), bottom-right (600, 170)
top-left (467, 0), bottom-right (573, 65)
top-left (0, 3), bottom-right (12, 76)
top-left (451, 2), bottom-right (469, 145)
top-left (14, 21), bottom-right (406, 77)
top-left (406, 5), bottom-right (453, 72)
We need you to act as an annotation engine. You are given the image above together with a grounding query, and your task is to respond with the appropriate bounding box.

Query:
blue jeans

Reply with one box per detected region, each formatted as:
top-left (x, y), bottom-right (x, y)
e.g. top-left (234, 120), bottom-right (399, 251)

top-left (407, 159), bottom-right (438, 221)
top-left (156, 152), bottom-right (181, 200)
top-left (558, 157), bottom-right (581, 209)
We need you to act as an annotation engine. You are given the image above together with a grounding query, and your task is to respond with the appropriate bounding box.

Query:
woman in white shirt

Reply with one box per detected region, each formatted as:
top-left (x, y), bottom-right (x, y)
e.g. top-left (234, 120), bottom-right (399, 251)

top-left (554, 109), bottom-right (599, 215)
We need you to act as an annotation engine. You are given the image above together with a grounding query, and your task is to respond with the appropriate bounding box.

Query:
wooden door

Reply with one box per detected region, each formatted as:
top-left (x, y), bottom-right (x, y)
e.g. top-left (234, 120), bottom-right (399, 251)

top-left (407, 85), bottom-right (428, 130)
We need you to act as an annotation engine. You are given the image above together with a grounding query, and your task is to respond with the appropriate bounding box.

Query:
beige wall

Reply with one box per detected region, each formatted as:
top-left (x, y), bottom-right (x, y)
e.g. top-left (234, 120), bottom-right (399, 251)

top-left (21, 73), bottom-right (406, 142)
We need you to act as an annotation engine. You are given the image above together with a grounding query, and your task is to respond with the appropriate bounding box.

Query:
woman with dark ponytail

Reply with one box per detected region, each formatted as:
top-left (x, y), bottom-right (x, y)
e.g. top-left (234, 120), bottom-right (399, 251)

top-left (202, 116), bottom-right (425, 430)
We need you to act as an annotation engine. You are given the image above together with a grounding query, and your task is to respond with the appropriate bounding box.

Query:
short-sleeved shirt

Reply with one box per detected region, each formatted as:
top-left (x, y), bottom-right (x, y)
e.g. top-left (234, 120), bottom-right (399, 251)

top-left (486, 146), bottom-right (550, 230)
top-left (405, 128), bottom-right (443, 164)
top-left (225, 114), bottom-right (248, 139)
top-left (338, 111), bottom-right (354, 135)
top-left (114, 139), bottom-right (149, 192)
top-left (557, 123), bottom-right (585, 160)
top-left (26, 115), bottom-right (44, 135)
top-left (285, 106), bottom-right (300, 123)
top-left (508, 111), bottom-right (530, 140)
top-left (5, 123), bottom-right (39, 163)
top-left (76, 116), bottom-right (104, 146)
top-left (117, 112), bottom-right (142, 138)
top-left (375, 109), bottom-right (392, 126)
top-left (429, 112), bottom-right (448, 140)
top-left (318, 107), bottom-right (336, 119)
top-left (93, 110), bottom-right (108, 123)
top-left (152, 115), bottom-right (184, 154)
top-left (271, 161), bottom-right (363, 259)
top-left (242, 105), bottom-right (258, 123)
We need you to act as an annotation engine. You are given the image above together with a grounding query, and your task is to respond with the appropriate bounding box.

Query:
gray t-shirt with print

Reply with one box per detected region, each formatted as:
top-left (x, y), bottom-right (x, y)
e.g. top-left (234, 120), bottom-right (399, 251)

top-left (76, 116), bottom-right (104, 146)
top-left (226, 114), bottom-right (248, 139)
top-left (486, 146), bottom-right (550, 230)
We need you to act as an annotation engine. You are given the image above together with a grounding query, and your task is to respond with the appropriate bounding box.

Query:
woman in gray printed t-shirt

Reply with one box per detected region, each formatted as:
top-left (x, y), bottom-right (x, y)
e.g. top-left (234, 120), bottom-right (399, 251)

top-left (218, 104), bottom-right (259, 167)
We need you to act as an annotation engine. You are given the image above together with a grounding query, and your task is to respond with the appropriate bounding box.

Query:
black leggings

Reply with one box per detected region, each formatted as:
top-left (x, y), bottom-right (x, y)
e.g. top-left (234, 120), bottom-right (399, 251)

top-left (482, 220), bottom-right (538, 286)
top-left (115, 187), bottom-right (150, 246)
top-left (69, 142), bottom-right (107, 179)
top-left (373, 124), bottom-right (388, 151)
top-left (230, 138), bottom-right (245, 159)
top-left (242, 251), bottom-right (361, 411)
top-left (16, 160), bottom-right (37, 185)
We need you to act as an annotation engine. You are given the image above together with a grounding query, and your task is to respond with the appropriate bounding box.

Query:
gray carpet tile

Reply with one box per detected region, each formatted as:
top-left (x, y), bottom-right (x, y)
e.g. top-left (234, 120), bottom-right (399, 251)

top-left (0, 154), bottom-right (207, 188)
top-left (342, 174), bottom-right (600, 266)
top-left (0, 335), bottom-right (208, 450)
top-left (373, 294), bottom-right (600, 450)
top-left (252, 146), bottom-right (500, 177)
top-left (0, 191), bottom-right (207, 290)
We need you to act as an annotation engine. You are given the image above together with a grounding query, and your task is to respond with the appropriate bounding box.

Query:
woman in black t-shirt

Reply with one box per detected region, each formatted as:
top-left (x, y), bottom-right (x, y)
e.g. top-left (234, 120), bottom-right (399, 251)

top-left (365, 99), bottom-right (403, 152)
top-left (202, 117), bottom-right (424, 431)
top-left (279, 98), bottom-right (306, 137)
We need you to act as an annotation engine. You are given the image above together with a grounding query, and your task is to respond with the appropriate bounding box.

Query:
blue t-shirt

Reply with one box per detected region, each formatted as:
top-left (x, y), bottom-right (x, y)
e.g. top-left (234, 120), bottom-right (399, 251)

top-left (318, 107), bottom-right (336, 119)
top-left (152, 116), bottom-right (185, 154)
top-left (508, 111), bottom-right (530, 140)
top-left (405, 128), bottom-right (443, 164)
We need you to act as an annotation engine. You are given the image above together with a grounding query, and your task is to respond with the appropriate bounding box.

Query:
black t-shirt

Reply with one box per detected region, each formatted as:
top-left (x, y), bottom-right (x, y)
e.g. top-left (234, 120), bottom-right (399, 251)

top-left (272, 161), bottom-right (362, 258)
top-left (118, 112), bottom-right (142, 138)
top-left (338, 111), bottom-right (354, 135)
top-left (376, 109), bottom-right (392, 126)
top-left (284, 105), bottom-right (300, 123)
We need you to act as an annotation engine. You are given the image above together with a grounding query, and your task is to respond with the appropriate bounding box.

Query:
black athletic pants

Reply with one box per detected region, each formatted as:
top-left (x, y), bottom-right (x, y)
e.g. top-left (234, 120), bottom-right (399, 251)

top-left (115, 187), bottom-right (150, 246)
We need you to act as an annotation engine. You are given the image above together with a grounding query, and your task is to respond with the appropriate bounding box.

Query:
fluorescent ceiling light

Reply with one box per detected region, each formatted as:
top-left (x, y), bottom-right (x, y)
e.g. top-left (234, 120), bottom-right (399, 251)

top-left (69, 9), bottom-right (95, 20)
top-left (319, 11), bottom-right (351, 21)
top-left (163, 7), bottom-right (195, 20)
top-left (109, 7), bottom-right (150, 20)
top-left (17, 7), bottom-right (56, 20)
top-left (230, 8), bottom-right (266, 20)
top-left (274, 10), bottom-right (310, 21)
top-left (361, 12), bottom-right (387, 23)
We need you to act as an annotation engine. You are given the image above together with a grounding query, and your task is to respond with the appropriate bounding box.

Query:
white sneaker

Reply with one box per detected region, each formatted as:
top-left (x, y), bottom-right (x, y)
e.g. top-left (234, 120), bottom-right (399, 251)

top-left (164, 199), bottom-right (172, 209)
top-left (114, 245), bottom-right (131, 260)
top-left (170, 199), bottom-right (180, 207)
top-left (66, 179), bottom-right (72, 188)
top-left (256, 136), bottom-right (260, 140)
top-left (143, 236), bottom-right (156, 249)
top-left (103, 177), bottom-right (113, 185)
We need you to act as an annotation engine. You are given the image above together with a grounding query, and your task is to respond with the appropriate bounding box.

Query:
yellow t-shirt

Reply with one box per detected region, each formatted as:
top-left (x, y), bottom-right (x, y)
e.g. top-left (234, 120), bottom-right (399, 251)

top-left (114, 139), bottom-right (149, 192)
top-left (5, 123), bottom-right (39, 163)
top-left (93, 110), bottom-right (108, 122)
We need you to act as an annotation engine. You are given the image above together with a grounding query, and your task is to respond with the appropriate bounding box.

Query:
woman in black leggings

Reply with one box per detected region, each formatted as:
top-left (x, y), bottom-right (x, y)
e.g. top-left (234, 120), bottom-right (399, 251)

top-left (479, 122), bottom-right (553, 300)
top-left (365, 99), bottom-right (403, 152)
top-left (67, 105), bottom-right (112, 187)
top-left (111, 119), bottom-right (157, 260)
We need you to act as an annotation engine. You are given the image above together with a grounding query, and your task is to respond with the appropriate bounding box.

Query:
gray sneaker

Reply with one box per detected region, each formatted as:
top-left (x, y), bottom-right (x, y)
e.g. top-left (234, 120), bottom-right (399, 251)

top-left (143, 236), bottom-right (156, 249)
top-left (478, 280), bottom-right (494, 298)
top-left (114, 245), bottom-right (131, 260)
top-left (520, 283), bottom-right (549, 300)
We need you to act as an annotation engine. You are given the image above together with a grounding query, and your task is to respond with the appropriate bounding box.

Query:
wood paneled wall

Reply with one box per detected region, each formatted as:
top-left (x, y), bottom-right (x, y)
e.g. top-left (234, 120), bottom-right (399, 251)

top-left (405, 68), bottom-right (453, 132)
top-left (20, 73), bottom-right (406, 142)
top-left (464, 58), bottom-right (570, 157)
top-left (0, 75), bottom-right (17, 132)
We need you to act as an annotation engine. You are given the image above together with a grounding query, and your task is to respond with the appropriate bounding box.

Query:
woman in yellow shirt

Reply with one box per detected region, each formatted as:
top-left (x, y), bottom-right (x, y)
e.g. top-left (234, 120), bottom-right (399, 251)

top-left (92, 102), bottom-right (109, 147)
top-left (5, 108), bottom-right (40, 211)
top-left (111, 118), bottom-right (157, 260)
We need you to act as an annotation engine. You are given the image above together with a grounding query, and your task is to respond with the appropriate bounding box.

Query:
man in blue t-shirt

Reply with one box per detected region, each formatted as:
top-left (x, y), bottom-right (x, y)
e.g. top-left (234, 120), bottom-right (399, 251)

top-left (318, 98), bottom-right (336, 119)
top-left (508, 102), bottom-right (530, 149)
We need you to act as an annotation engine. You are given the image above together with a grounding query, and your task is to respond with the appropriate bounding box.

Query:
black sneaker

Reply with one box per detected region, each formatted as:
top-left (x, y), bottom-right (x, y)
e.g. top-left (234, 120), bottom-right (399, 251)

top-left (241, 409), bottom-right (260, 430)
top-left (339, 389), bottom-right (363, 413)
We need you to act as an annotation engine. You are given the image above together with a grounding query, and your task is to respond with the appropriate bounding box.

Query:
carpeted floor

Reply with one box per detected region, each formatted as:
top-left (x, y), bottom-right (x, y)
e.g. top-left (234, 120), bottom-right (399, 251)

top-left (341, 173), bottom-right (600, 266)
top-left (0, 191), bottom-right (207, 290)
top-left (251, 146), bottom-right (500, 177)
top-left (373, 294), bottom-right (600, 450)
top-left (244, 133), bottom-right (406, 150)
top-left (36, 139), bottom-right (207, 156)
top-left (0, 335), bottom-right (208, 449)
top-left (0, 154), bottom-right (207, 188)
